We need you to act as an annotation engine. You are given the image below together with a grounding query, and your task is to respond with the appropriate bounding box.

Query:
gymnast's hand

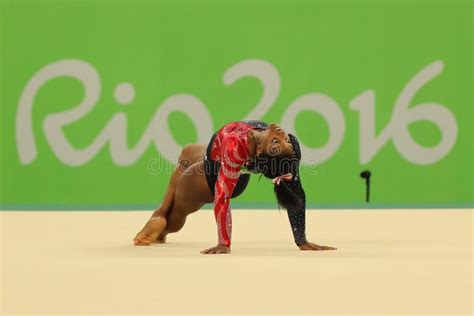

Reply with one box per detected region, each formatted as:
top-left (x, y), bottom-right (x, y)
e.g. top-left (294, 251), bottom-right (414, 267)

top-left (298, 242), bottom-right (337, 251)
top-left (200, 244), bottom-right (231, 254)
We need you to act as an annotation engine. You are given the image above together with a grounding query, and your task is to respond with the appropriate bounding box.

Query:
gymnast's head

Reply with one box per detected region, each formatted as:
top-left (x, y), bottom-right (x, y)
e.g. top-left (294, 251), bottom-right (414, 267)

top-left (253, 123), bottom-right (293, 158)
top-left (248, 126), bottom-right (304, 212)
top-left (247, 123), bottom-right (298, 175)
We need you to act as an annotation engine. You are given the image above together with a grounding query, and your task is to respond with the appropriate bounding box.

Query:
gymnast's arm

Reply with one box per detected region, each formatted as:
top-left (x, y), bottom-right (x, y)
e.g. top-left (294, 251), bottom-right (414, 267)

top-left (285, 170), bottom-right (337, 251)
top-left (200, 137), bottom-right (244, 254)
top-left (285, 175), bottom-right (308, 246)
top-left (286, 134), bottom-right (337, 251)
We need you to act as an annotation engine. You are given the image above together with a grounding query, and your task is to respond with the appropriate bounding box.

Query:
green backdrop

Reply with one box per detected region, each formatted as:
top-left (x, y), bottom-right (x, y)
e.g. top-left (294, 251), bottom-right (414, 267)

top-left (1, 0), bottom-right (472, 209)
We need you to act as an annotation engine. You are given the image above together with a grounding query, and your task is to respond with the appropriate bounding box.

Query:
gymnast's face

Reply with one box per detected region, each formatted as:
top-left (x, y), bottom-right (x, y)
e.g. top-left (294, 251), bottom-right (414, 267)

top-left (257, 124), bottom-right (293, 157)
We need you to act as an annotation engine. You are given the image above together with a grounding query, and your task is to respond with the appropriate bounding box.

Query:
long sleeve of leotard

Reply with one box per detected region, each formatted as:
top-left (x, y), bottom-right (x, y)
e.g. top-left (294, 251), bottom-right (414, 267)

top-left (285, 134), bottom-right (308, 246)
top-left (286, 174), bottom-right (308, 246)
top-left (213, 137), bottom-right (246, 247)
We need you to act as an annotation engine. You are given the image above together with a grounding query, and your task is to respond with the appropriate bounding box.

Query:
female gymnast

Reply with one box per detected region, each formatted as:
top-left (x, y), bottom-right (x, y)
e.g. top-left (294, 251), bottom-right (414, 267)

top-left (133, 120), bottom-right (336, 254)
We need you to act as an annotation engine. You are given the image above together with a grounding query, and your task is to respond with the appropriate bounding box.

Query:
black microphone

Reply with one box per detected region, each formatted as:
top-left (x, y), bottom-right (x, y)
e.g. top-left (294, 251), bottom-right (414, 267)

top-left (360, 170), bottom-right (372, 203)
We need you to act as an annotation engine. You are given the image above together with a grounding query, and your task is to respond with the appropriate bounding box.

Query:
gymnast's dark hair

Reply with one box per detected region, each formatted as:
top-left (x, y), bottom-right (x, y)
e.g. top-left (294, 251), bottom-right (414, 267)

top-left (247, 134), bottom-right (304, 212)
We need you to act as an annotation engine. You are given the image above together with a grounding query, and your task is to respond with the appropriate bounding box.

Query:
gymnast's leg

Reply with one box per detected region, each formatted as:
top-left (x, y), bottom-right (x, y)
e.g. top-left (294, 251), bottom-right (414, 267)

top-left (156, 160), bottom-right (213, 241)
top-left (133, 144), bottom-right (208, 245)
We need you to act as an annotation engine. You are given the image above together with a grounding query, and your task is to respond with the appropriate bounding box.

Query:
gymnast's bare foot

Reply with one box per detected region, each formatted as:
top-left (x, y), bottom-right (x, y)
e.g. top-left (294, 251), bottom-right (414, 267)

top-left (200, 244), bottom-right (231, 254)
top-left (133, 216), bottom-right (167, 246)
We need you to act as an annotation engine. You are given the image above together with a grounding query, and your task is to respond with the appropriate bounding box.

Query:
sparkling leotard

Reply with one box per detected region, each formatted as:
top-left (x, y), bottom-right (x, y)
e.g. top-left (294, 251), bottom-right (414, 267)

top-left (209, 121), bottom-right (308, 247)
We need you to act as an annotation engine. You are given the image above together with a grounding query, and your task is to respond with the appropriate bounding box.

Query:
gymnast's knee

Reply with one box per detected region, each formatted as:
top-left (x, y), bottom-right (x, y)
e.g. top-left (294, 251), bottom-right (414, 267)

top-left (178, 145), bottom-right (195, 170)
